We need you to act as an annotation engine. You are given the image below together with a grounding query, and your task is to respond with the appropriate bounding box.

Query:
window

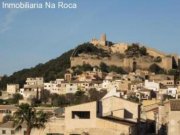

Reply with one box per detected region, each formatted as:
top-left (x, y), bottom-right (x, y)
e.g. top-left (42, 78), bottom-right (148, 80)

top-left (72, 111), bottom-right (90, 119)
top-left (2, 130), bottom-right (6, 134)
top-left (11, 130), bottom-right (15, 134)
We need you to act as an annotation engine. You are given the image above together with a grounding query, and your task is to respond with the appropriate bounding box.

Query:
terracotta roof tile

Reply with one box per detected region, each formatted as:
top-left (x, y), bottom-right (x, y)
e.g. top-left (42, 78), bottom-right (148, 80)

top-left (170, 100), bottom-right (180, 111)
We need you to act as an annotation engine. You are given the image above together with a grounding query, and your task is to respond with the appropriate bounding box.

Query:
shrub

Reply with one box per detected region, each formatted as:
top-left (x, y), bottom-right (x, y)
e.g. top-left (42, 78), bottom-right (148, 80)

top-left (73, 43), bottom-right (109, 57)
top-left (125, 43), bottom-right (148, 57)
top-left (149, 64), bottom-right (166, 74)
top-left (100, 62), bottom-right (127, 74)
top-left (154, 56), bottom-right (162, 62)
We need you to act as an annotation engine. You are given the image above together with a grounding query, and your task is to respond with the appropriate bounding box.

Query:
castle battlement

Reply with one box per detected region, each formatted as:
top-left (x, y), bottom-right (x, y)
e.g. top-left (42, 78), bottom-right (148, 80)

top-left (90, 33), bottom-right (107, 46)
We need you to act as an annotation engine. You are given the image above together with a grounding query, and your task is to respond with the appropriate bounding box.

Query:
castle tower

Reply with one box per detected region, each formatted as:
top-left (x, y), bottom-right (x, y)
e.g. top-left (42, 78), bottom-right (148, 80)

top-left (100, 33), bottom-right (106, 42)
top-left (90, 33), bottom-right (107, 46)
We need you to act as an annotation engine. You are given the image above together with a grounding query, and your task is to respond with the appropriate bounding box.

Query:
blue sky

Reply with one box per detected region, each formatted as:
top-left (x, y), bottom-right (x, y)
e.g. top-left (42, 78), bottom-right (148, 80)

top-left (0, 0), bottom-right (180, 75)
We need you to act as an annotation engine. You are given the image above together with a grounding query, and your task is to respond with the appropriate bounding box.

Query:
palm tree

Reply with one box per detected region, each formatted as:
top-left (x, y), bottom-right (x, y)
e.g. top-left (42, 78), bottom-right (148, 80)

top-left (13, 103), bottom-right (48, 135)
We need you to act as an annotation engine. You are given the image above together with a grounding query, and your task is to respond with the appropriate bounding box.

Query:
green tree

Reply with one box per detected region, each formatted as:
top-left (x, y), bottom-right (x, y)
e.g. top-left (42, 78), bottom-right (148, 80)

top-left (50, 93), bottom-right (59, 106)
top-left (168, 69), bottom-right (177, 75)
top-left (66, 93), bottom-right (75, 105)
top-left (57, 95), bottom-right (68, 107)
top-left (139, 46), bottom-right (147, 56)
top-left (40, 89), bottom-right (50, 104)
top-left (0, 99), bottom-right (6, 105)
top-left (88, 88), bottom-right (107, 101)
top-left (154, 56), bottom-right (162, 62)
top-left (125, 43), bottom-right (147, 57)
top-left (125, 43), bottom-right (140, 57)
top-left (109, 65), bottom-right (127, 74)
top-left (73, 64), bottom-right (93, 75)
top-left (13, 103), bottom-right (48, 135)
top-left (81, 64), bottom-right (93, 71)
top-left (7, 93), bottom-right (23, 104)
top-left (73, 43), bottom-right (109, 57)
top-left (149, 64), bottom-right (165, 74)
top-left (31, 97), bottom-right (41, 107)
top-left (100, 62), bottom-right (109, 73)
top-left (74, 91), bottom-right (88, 104)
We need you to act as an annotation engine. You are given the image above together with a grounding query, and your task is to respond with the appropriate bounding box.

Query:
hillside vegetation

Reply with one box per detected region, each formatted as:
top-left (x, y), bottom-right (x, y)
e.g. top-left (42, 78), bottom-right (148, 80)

top-left (72, 43), bottom-right (110, 57)
top-left (0, 43), bottom-right (112, 90)
top-left (0, 49), bottom-right (73, 90)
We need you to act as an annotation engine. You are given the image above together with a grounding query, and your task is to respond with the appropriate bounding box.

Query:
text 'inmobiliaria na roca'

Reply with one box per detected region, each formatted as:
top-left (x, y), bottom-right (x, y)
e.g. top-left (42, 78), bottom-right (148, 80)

top-left (1, 1), bottom-right (78, 9)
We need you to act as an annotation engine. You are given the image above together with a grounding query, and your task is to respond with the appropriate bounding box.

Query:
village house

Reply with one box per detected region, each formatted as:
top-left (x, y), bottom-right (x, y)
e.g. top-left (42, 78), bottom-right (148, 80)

top-left (166, 87), bottom-right (177, 98)
top-left (23, 77), bottom-right (44, 93)
top-left (6, 84), bottom-right (19, 95)
top-left (75, 69), bottom-right (103, 82)
top-left (64, 95), bottom-right (141, 135)
top-left (168, 100), bottom-right (180, 135)
top-left (90, 81), bottom-right (103, 91)
top-left (144, 80), bottom-right (160, 92)
top-left (0, 121), bottom-right (26, 135)
top-left (135, 89), bottom-right (153, 100)
top-left (0, 108), bottom-right (65, 135)
top-left (157, 99), bottom-right (180, 135)
top-left (18, 77), bottom-right (44, 104)
top-left (157, 80), bottom-right (175, 87)
top-left (0, 105), bottom-right (17, 123)
top-left (44, 79), bottom-right (65, 94)
top-left (149, 74), bottom-right (174, 82)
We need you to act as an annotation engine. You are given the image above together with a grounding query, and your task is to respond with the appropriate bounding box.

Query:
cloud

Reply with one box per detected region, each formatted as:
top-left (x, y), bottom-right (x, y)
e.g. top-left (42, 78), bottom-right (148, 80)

top-left (0, 8), bottom-right (30, 34)
top-left (0, 9), bottom-right (19, 33)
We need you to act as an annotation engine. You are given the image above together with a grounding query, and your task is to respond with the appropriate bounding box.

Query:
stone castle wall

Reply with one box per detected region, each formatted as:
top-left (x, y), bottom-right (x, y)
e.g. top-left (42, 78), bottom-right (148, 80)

top-left (110, 43), bottom-right (166, 58)
top-left (70, 55), bottom-right (173, 71)
top-left (146, 47), bottom-right (166, 58)
top-left (110, 43), bottom-right (128, 54)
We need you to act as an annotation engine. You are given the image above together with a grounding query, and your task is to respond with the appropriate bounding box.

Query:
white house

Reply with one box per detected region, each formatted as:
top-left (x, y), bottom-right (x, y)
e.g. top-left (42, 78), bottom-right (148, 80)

top-left (65, 83), bottom-right (78, 93)
top-left (167, 87), bottom-right (177, 98)
top-left (19, 88), bottom-right (37, 100)
top-left (6, 84), bottom-right (19, 95)
top-left (44, 79), bottom-right (65, 94)
top-left (144, 80), bottom-right (160, 91)
top-left (25, 77), bottom-right (44, 86)
top-left (102, 80), bottom-right (117, 91)
top-left (21, 77), bottom-right (44, 100)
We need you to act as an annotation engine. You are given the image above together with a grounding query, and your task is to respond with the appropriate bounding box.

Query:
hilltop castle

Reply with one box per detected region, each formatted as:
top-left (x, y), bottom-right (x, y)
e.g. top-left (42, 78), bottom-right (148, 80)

top-left (71, 34), bottom-right (179, 72)
top-left (90, 34), bottom-right (107, 46)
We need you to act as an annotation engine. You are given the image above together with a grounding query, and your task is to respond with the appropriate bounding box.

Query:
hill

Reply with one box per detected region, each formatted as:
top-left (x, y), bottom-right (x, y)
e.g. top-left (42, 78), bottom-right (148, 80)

top-left (0, 49), bottom-right (73, 90)
top-left (0, 40), bottom-right (179, 90)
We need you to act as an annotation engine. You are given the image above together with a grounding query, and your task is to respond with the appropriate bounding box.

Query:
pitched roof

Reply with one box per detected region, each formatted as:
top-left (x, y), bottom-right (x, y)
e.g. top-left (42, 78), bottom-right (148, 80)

top-left (0, 121), bottom-right (14, 128)
top-left (0, 121), bottom-right (27, 129)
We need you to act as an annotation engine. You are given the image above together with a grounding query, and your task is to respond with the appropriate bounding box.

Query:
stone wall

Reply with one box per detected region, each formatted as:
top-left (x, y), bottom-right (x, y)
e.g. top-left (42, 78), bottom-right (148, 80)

top-left (146, 47), bottom-right (166, 57)
top-left (70, 55), bottom-right (173, 71)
